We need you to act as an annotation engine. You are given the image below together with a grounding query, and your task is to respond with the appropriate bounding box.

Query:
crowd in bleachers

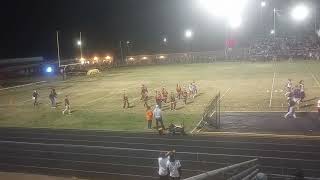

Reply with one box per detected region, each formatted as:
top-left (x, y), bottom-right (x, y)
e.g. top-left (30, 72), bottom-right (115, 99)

top-left (249, 35), bottom-right (320, 60)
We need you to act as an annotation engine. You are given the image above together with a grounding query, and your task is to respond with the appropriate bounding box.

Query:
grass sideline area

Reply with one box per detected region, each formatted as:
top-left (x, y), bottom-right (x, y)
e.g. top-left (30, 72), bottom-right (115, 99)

top-left (0, 61), bottom-right (319, 131)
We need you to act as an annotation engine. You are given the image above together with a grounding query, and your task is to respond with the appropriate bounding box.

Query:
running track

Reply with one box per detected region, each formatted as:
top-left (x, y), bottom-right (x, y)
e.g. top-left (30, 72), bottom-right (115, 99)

top-left (0, 128), bottom-right (319, 179)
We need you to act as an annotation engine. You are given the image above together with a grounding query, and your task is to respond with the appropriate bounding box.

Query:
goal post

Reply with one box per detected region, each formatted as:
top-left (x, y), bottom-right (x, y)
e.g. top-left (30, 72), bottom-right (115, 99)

top-left (202, 92), bottom-right (221, 129)
top-left (191, 92), bottom-right (221, 134)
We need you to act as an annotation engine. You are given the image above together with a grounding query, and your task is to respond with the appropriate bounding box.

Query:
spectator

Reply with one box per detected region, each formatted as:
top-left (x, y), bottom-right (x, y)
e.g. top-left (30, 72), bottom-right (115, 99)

top-left (153, 105), bottom-right (165, 131)
top-left (158, 151), bottom-right (171, 180)
top-left (166, 151), bottom-right (182, 180)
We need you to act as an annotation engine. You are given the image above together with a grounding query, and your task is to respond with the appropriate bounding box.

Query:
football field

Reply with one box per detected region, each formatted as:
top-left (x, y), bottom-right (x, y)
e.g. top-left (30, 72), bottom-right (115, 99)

top-left (0, 61), bottom-right (319, 131)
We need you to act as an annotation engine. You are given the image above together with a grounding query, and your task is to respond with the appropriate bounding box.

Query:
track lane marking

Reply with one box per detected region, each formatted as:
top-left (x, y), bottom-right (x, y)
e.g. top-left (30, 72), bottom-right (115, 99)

top-left (0, 140), bottom-right (319, 162)
top-left (0, 136), bottom-right (318, 155)
top-left (1, 131), bottom-right (319, 147)
top-left (0, 162), bottom-right (158, 179)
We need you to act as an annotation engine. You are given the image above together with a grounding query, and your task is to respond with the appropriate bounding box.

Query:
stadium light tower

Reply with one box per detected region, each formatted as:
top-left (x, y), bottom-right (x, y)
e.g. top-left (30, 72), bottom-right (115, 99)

top-left (291, 4), bottom-right (309, 21)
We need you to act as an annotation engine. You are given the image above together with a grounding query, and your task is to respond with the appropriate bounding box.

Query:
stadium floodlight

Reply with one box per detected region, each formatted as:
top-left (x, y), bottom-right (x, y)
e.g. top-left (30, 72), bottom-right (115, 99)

top-left (291, 4), bottom-right (309, 21)
top-left (229, 16), bottom-right (242, 29)
top-left (185, 29), bottom-right (193, 39)
top-left (163, 38), bottom-right (167, 43)
top-left (270, 29), bottom-right (275, 34)
top-left (199, 0), bottom-right (247, 29)
top-left (46, 66), bottom-right (53, 73)
top-left (261, 1), bottom-right (266, 7)
top-left (77, 40), bottom-right (82, 46)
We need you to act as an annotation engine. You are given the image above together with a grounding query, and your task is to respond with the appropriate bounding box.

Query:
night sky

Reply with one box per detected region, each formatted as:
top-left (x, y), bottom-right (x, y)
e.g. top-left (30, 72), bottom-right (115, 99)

top-left (0, 0), bottom-right (318, 60)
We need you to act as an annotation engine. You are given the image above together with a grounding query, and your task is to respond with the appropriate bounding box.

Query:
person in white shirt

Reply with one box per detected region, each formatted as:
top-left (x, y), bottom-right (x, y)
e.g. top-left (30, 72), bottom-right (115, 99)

top-left (158, 151), bottom-right (172, 180)
top-left (166, 153), bottom-right (182, 180)
top-left (153, 105), bottom-right (165, 131)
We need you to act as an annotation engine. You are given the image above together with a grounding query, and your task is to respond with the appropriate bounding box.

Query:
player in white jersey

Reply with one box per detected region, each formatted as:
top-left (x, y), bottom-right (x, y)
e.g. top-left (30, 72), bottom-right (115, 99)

top-left (285, 98), bottom-right (296, 119)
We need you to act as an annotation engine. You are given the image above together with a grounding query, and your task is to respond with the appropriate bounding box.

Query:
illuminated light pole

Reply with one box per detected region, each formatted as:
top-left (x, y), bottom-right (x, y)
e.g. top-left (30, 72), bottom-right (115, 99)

top-left (260, 1), bottom-right (266, 32)
top-left (77, 32), bottom-right (83, 59)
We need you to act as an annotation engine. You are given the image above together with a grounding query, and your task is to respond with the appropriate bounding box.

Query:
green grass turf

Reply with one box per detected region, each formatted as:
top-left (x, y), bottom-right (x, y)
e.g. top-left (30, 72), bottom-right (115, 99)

top-left (0, 61), bottom-right (319, 131)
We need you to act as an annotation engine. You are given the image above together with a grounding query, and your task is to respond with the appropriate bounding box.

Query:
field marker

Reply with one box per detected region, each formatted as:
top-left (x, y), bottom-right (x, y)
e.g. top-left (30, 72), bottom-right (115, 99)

top-left (269, 72), bottom-right (276, 108)
top-left (0, 81), bottom-right (47, 91)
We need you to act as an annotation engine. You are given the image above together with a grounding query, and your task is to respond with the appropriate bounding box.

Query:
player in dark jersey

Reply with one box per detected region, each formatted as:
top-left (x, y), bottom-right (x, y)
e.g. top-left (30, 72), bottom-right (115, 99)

top-left (49, 88), bottom-right (57, 108)
top-left (141, 84), bottom-right (148, 100)
top-left (182, 88), bottom-right (188, 105)
top-left (143, 91), bottom-right (149, 107)
top-left (32, 90), bottom-right (39, 107)
top-left (170, 92), bottom-right (176, 111)
top-left (62, 95), bottom-right (71, 115)
top-left (123, 91), bottom-right (129, 108)
top-left (155, 91), bottom-right (162, 108)
top-left (176, 84), bottom-right (182, 99)
top-left (161, 87), bottom-right (168, 103)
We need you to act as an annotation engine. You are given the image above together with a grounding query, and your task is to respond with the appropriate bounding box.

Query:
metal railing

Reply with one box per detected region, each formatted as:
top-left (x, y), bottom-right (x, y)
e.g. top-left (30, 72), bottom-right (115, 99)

top-left (184, 158), bottom-right (259, 180)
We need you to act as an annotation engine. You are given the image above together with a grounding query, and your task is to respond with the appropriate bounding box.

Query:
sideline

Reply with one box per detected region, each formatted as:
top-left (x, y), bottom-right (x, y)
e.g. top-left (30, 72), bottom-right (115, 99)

top-left (0, 81), bottom-right (47, 91)
top-left (269, 72), bottom-right (276, 108)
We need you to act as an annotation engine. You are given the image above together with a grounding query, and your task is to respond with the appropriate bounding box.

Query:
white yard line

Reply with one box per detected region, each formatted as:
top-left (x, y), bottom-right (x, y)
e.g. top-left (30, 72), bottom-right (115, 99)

top-left (269, 72), bottom-right (276, 108)
top-left (311, 74), bottom-right (320, 88)
top-left (0, 81), bottom-right (47, 91)
top-left (83, 94), bottom-right (111, 106)
top-left (0, 140), bottom-right (319, 162)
